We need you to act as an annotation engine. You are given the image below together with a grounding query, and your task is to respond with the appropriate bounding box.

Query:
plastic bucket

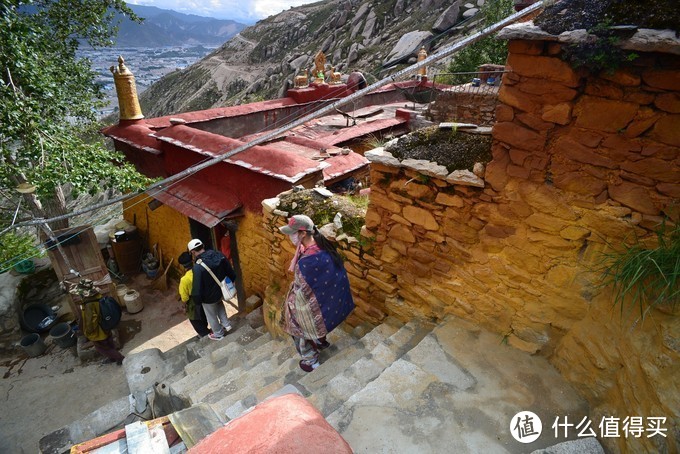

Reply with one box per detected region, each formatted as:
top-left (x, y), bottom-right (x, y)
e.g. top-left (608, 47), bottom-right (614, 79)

top-left (124, 289), bottom-right (143, 314)
top-left (49, 322), bottom-right (76, 348)
top-left (20, 333), bottom-right (46, 357)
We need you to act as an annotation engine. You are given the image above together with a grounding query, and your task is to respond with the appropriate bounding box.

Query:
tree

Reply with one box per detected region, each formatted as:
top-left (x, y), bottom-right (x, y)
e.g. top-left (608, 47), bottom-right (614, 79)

top-left (0, 0), bottom-right (151, 268)
top-left (447, 0), bottom-right (514, 75)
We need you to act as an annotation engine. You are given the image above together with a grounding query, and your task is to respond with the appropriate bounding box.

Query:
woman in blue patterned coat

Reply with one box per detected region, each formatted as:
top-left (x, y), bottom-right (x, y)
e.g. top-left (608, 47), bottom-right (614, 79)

top-left (280, 215), bottom-right (355, 372)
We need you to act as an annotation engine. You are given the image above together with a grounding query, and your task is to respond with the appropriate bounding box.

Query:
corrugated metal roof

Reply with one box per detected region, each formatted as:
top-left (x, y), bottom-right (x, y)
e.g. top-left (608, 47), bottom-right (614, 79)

top-left (148, 176), bottom-right (241, 227)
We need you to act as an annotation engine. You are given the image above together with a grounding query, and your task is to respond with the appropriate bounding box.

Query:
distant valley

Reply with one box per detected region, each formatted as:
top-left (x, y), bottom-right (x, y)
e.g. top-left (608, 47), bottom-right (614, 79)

top-left (114, 4), bottom-right (246, 47)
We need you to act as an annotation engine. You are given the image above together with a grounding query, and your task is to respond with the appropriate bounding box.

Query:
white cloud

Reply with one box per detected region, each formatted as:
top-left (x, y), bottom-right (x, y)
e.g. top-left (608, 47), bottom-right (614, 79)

top-left (127, 0), bottom-right (318, 23)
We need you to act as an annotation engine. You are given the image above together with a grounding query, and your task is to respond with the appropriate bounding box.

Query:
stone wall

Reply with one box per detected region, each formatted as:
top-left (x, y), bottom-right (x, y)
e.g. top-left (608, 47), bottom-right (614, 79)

top-left (258, 39), bottom-right (679, 452)
top-left (427, 87), bottom-right (499, 126)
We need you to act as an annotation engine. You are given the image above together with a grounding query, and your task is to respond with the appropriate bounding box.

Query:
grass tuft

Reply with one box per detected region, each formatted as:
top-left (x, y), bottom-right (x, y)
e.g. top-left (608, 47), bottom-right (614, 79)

top-left (599, 220), bottom-right (679, 320)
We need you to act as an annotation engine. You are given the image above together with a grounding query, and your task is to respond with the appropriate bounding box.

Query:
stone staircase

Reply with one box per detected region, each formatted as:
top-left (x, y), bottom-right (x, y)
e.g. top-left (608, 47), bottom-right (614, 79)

top-left (104, 314), bottom-right (604, 453)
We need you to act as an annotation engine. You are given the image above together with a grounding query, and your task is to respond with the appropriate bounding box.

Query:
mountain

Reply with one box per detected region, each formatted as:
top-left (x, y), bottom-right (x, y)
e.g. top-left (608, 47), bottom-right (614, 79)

top-left (138, 0), bottom-right (489, 117)
top-left (113, 5), bottom-right (246, 47)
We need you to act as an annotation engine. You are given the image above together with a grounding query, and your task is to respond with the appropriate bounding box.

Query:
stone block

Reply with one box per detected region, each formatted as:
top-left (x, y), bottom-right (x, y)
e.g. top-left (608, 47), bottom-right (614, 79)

top-left (553, 136), bottom-right (618, 169)
top-left (379, 244), bottom-right (401, 263)
top-left (654, 92), bottom-right (680, 114)
top-left (390, 213), bottom-right (412, 226)
top-left (365, 208), bottom-right (381, 229)
top-left (608, 181), bottom-right (659, 215)
top-left (517, 78), bottom-right (579, 103)
top-left (435, 192), bottom-right (465, 207)
top-left (403, 205), bottom-right (439, 230)
top-left (507, 39), bottom-right (544, 55)
top-left (446, 170), bottom-right (485, 187)
top-left (506, 164), bottom-right (530, 179)
top-left (542, 103), bottom-right (572, 125)
top-left (387, 224), bottom-right (415, 243)
top-left (405, 183), bottom-right (433, 200)
top-left (483, 224), bottom-right (515, 238)
top-left (552, 171), bottom-right (607, 197)
top-left (498, 85), bottom-right (539, 113)
top-left (600, 68), bottom-right (641, 87)
top-left (621, 157), bottom-right (679, 183)
top-left (493, 121), bottom-right (546, 152)
top-left (407, 247), bottom-right (436, 264)
top-left (657, 182), bottom-right (680, 198)
top-left (496, 104), bottom-right (514, 122)
top-left (642, 69), bottom-right (680, 91)
top-left (560, 225), bottom-right (590, 241)
top-left (525, 212), bottom-right (570, 233)
top-left (585, 80), bottom-right (623, 99)
top-left (370, 192), bottom-right (402, 214)
top-left (624, 90), bottom-right (655, 105)
top-left (650, 114), bottom-right (680, 147)
top-left (573, 96), bottom-right (639, 133)
top-left (506, 53), bottom-right (580, 87)
top-left (519, 181), bottom-right (578, 220)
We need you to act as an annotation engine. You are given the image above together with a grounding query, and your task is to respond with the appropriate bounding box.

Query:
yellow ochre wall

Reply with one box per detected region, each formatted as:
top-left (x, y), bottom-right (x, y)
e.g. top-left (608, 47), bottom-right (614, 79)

top-left (123, 196), bottom-right (271, 300)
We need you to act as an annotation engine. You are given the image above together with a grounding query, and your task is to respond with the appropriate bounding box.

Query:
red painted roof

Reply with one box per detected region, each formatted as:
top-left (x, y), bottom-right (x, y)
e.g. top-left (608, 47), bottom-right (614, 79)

top-left (189, 394), bottom-right (352, 454)
top-left (102, 121), bottom-right (161, 154)
top-left (144, 98), bottom-right (300, 129)
top-left (323, 152), bottom-right (369, 182)
top-left (152, 124), bottom-right (331, 183)
top-left (148, 175), bottom-right (241, 227)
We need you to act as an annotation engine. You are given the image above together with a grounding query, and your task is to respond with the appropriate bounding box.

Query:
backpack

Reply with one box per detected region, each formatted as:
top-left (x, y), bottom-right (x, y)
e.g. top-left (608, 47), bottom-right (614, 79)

top-left (98, 296), bottom-right (122, 330)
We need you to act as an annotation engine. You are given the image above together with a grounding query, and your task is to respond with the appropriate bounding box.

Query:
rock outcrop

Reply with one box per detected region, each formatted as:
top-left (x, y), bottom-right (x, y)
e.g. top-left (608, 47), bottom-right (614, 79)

top-left (139, 0), bottom-right (486, 117)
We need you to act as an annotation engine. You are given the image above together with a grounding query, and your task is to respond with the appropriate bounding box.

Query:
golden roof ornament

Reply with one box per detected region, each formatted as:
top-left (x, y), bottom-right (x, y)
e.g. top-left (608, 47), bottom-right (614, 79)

top-left (110, 56), bottom-right (144, 121)
top-left (417, 46), bottom-right (428, 77)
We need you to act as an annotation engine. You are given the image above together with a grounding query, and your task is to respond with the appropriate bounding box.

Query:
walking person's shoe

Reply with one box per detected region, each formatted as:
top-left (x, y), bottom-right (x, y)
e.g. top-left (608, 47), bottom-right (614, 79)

top-left (208, 333), bottom-right (224, 341)
top-left (223, 324), bottom-right (233, 334)
top-left (315, 338), bottom-right (330, 350)
top-left (299, 360), bottom-right (320, 372)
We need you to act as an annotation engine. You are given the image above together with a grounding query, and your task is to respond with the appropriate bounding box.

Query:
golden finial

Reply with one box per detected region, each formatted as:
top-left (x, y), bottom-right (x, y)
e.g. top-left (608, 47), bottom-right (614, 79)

top-left (110, 55), bottom-right (144, 121)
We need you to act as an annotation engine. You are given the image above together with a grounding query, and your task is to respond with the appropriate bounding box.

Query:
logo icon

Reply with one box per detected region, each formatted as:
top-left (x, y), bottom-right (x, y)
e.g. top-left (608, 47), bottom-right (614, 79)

top-left (510, 411), bottom-right (542, 443)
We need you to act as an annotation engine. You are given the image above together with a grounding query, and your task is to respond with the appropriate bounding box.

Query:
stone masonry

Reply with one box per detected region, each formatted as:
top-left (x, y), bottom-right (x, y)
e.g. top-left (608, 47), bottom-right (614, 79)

top-left (259, 37), bottom-right (679, 452)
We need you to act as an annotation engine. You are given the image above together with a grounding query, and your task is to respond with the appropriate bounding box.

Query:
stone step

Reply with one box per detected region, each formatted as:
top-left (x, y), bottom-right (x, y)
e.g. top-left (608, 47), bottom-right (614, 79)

top-left (205, 323), bottom-right (365, 421)
top-left (210, 356), bottom-right (301, 418)
top-left (162, 323), bottom-right (264, 404)
top-left (296, 322), bottom-right (402, 395)
top-left (325, 317), bottom-right (590, 453)
top-left (184, 322), bottom-right (259, 371)
top-left (307, 319), bottom-right (431, 417)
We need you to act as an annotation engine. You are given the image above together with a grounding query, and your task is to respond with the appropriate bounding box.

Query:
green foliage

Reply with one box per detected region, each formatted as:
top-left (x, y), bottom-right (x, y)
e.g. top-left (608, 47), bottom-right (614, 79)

top-left (447, 0), bottom-right (514, 74)
top-left (599, 221), bottom-right (680, 320)
top-left (0, 232), bottom-right (43, 272)
top-left (0, 0), bottom-right (151, 227)
top-left (562, 21), bottom-right (639, 73)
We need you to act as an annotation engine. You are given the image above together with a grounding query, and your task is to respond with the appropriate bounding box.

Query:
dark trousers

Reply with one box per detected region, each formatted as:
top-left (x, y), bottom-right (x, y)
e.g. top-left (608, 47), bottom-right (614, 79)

top-left (93, 335), bottom-right (124, 362)
top-left (190, 319), bottom-right (211, 337)
top-left (190, 304), bottom-right (211, 337)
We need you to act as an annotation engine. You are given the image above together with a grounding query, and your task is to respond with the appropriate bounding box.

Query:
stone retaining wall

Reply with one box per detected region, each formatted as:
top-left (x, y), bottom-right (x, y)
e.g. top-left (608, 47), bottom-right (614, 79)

top-left (427, 87), bottom-right (499, 126)
top-left (259, 39), bottom-right (679, 452)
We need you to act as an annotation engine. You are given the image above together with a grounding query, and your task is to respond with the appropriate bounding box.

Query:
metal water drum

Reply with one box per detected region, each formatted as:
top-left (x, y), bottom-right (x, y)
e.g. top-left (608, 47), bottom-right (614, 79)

top-left (20, 333), bottom-right (47, 357)
top-left (49, 322), bottom-right (76, 348)
top-left (123, 289), bottom-right (143, 313)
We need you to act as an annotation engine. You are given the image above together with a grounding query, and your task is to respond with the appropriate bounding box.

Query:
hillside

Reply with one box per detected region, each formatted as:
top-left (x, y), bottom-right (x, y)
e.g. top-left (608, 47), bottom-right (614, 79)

top-left (114, 5), bottom-right (246, 47)
top-left (139, 0), bottom-right (487, 117)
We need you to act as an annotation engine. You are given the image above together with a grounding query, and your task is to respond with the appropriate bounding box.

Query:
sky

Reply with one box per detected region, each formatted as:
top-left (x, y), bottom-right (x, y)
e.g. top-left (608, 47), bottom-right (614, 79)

top-left (127, 0), bottom-right (319, 24)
